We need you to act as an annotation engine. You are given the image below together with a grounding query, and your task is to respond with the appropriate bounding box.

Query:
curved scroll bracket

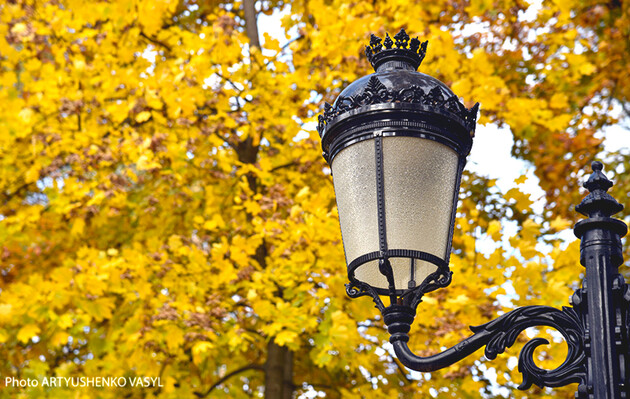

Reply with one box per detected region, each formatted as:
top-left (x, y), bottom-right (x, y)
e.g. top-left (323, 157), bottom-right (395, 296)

top-left (401, 269), bottom-right (452, 309)
top-left (383, 304), bottom-right (586, 390)
top-left (346, 281), bottom-right (386, 313)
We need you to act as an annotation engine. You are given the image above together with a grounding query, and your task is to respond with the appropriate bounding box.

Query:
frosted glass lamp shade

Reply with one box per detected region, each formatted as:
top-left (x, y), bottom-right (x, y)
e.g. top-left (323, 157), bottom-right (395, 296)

top-left (331, 135), bottom-right (461, 294)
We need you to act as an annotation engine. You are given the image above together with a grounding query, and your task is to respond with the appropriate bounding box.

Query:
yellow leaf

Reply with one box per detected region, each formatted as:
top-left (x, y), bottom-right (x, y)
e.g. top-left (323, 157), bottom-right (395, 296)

top-left (275, 330), bottom-right (298, 346)
top-left (520, 219), bottom-right (541, 245)
top-left (19, 108), bottom-right (34, 123)
top-left (550, 216), bottom-right (571, 231)
top-left (17, 324), bottom-right (40, 343)
top-left (81, 296), bottom-right (114, 321)
top-left (73, 59), bottom-right (86, 70)
top-left (165, 325), bottom-right (184, 352)
top-left (163, 377), bottom-right (177, 394)
top-left (296, 186), bottom-right (310, 200)
top-left (11, 23), bottom-right (27, 34)
top-left (135, 111), bottom-right (152, 123)
top-left (579, 63), bottom-right (596, 76)
top-left (25, 166), bottom-right (39, 183)
top-left (229, 333), bottom-right (243, 350)
top-left (549, 93), bottom-right (568, 109)
top-left (58, 314), bottom-right (74, 329)
top-left (505, 187), bottom-right (533, 212)
top-left (0, 304), bottom-right (13, 322)
top-left (263, 32), bottom-right (281, 52)
top-left (51, 331), bottom-right (68, 347)
top-left (71, 218), bottom-right (85, 236)
top-left (451, 79), bottom-right (472, 98)
top-left (136, 154), bottom-right (161, 170)
top-left (548, 114), bottom-right (573, 132)
top-left (202, 214), bottom-right (225, 231)
top-left (451, 294), bottom-right (469, 305)
top-left (514, 174), bottom-right (527, 185)
top-left (290, 205), bottom-right (302, 218)
top-left (192, 341), bottom-right (213, 365)
top-left (168, 235), bottom-right (182, 250)
top-left (244, 200), bottom-right (261, 215)
top-left (487, 220), bottom-right (501, 241)
top-left (174, 71), bottom-right (185, 82)
top-left (520, 244), bottom-right (538, 259)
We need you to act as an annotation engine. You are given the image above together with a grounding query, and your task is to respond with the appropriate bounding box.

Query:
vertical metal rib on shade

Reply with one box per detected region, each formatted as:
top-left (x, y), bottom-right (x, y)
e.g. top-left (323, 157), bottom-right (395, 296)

top-left (332, 134), bottom-right (460, 295)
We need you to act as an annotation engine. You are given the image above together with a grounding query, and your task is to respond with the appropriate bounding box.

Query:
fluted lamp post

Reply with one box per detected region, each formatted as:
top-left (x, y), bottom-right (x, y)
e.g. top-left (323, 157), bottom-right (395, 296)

top-left (317, 29), bottom-right (630, 398)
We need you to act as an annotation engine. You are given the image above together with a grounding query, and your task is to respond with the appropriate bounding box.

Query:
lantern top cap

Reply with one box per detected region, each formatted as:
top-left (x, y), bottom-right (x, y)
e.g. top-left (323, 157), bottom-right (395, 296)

top-left (365, 29), bottom-right (428, 72)
top-left (316, 30), bottom-right (480, 162)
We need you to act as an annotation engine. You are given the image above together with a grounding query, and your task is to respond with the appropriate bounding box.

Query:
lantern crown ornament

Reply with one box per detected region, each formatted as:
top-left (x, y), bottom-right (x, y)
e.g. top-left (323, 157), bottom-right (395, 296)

top-left (317, 29), bottom-right (479, 313)
top-left (364, 29), bottom-right (428, 71)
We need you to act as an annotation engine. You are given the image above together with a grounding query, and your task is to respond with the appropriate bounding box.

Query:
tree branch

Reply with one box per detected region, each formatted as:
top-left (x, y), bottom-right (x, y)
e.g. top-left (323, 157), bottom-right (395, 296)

top-left (198, 364), bottom-right (265, 397)
top-left (140, 31), bottom-right (172, 52)
top-left (270, 161), bottom-right (298, 172)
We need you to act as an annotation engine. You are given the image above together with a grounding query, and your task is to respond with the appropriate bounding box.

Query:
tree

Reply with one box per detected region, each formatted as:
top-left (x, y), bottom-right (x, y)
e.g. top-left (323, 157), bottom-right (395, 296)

top-left (0, 0), bottom-right (627, 398)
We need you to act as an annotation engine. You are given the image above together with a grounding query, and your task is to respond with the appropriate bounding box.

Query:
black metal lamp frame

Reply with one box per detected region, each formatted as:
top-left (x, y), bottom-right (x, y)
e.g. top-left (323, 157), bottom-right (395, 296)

top-left (382, 162), bottom-right (630, 398)
top-left (318, 30), bottom-right (630, 398)
top-left (319, 29), bottom-right (479, 309)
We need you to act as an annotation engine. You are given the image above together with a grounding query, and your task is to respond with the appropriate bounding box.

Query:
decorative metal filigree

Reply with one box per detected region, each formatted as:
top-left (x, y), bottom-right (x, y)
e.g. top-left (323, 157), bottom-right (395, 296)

top-left (317, 76), bottom-right (479, 136)
top-left (345, 281), bottom-right (385, 312)
top-left (385, 305), bottom-right (586, 390)
top-left (471, 305), bottom-right (586, 389)
top-left (400, 269), bottom-right (453, 309)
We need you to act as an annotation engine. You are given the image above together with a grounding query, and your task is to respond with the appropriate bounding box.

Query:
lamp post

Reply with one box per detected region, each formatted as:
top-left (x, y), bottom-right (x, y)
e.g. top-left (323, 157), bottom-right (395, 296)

top-left (317, 29), bottom-right (630, 398)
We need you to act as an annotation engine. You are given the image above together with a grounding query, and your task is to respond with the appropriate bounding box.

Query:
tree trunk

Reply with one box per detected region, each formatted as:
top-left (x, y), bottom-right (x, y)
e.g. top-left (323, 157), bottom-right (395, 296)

top-left (265, 339), bottom-right (294, 399)
top-left (241, 3), bottom-right (293, 398)
top-left (243, 0), bottom-right (260, 48)
top-left (283, 346), bottom-right (293, 399)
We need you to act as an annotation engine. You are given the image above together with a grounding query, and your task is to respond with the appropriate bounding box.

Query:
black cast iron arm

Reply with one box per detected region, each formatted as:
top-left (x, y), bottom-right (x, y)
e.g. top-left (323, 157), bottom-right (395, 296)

top-left (383, 304), bottom-right (586, 390)
top-left (390, 327), bottom-right (492, 371)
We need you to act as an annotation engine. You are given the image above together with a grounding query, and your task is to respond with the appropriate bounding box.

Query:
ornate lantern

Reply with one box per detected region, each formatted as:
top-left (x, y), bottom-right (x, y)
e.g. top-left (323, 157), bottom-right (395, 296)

top-left (318, 29), bottom-right (479, 309)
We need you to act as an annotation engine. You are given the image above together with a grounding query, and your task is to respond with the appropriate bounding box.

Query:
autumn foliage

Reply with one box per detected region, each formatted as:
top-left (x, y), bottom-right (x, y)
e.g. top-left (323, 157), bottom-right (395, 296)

top-left (0, 0), bottom-right (629, 398)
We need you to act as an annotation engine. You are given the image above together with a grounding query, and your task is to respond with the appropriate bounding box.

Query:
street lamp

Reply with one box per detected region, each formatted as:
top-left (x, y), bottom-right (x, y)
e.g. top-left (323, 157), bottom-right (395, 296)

top-left (317, 29), bottom-right (630, 398)
top-left (318, 29), bottom-right (478, 309)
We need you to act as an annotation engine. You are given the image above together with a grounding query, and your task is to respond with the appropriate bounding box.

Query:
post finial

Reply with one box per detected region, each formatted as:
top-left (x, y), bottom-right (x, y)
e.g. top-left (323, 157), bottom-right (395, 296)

top-left (575, 161), bottom-right (623, 218)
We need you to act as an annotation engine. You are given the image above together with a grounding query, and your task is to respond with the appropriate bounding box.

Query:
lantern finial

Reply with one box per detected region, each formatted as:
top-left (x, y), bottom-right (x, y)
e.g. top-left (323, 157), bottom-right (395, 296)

top-left (365, 29), bottom-right (428, 72)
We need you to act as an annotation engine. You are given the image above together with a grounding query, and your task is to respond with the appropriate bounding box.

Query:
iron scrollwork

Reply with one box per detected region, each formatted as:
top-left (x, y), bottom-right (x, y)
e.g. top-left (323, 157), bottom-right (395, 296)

top-left (400, 269), bottom-right (453, 310)
top-left (345, 281), bottom-right (386, 313)
top-left (384, 304), bottom-right (587, 390)
top-left (471, 305), bottom-right (586, 390)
